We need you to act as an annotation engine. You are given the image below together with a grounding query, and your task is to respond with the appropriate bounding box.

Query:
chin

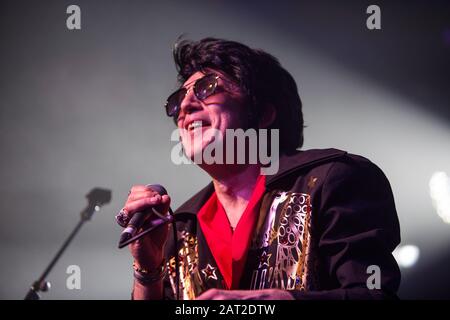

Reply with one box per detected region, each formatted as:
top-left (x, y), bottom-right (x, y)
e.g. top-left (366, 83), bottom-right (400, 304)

top-left (182, 144), bottom-right (202, 161)
top-left (183, 140), bottom-right (214, 164)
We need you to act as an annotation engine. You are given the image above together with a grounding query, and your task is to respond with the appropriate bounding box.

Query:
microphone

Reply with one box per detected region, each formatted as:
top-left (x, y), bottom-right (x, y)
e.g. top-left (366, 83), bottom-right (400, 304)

top-left (118, 184), bottom-right (173, 248)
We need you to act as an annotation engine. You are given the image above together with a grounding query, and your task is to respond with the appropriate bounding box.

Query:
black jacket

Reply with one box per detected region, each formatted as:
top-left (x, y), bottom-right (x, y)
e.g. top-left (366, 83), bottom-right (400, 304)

top-left (163, 148), bottom-right (401, 300)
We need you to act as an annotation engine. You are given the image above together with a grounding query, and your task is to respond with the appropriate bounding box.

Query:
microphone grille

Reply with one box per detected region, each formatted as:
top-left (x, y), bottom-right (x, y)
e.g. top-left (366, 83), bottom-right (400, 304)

top-left (146, 184), bottom-right (168, 195)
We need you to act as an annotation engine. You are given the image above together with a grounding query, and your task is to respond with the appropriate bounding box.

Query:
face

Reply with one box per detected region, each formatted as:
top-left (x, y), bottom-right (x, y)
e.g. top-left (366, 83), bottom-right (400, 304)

top-left (175, 70), bottom-right (248, 162)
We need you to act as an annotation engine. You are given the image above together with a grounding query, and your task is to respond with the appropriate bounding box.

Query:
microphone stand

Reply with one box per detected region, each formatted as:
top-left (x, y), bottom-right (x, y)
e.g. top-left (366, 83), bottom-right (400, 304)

top-left (24, 188), bottom-right (112, 300)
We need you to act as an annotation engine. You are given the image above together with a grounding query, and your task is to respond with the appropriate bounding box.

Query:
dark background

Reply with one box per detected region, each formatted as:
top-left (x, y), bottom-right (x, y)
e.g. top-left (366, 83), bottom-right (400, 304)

top-left (0, 0), bottom-right (449, 299)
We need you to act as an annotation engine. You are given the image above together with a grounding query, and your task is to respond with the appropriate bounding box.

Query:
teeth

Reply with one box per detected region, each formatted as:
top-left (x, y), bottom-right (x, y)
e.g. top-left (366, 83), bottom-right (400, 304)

top-left (188, 121), bottom-right (203, 130)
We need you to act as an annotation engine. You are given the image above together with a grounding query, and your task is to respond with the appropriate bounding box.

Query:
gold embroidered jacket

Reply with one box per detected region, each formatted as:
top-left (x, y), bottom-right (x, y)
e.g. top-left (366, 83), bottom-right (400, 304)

top-left (163, 148), bottom-right (401, 300)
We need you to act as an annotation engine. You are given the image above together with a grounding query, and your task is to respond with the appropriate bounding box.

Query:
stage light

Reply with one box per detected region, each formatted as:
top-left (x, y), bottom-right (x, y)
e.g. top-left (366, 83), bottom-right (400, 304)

top-left (429, 171), bottom-right (450, 224)
top-left (393, 245), bottom-right (420, 268)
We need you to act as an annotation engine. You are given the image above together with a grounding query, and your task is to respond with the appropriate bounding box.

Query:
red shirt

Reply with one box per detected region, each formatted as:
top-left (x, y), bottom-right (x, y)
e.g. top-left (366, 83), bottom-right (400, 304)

top-left (197, 175), bottom-right (266, 289)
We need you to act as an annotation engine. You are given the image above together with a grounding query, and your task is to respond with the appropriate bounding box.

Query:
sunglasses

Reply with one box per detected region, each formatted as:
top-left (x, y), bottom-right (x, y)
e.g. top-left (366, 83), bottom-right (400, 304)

top-left (164, 73), bottom-right (222, 119)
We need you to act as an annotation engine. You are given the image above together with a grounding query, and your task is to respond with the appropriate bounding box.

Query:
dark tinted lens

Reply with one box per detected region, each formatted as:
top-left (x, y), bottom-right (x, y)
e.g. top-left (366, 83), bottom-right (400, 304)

top-left (165, 88), bottom-right (186, 117)
top-left (194, 74), bottom-right (218, 100)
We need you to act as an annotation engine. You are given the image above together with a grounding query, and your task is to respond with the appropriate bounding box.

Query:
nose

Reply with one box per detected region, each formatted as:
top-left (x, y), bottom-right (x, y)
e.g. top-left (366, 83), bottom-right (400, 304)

top-left (178, 87), bottom-right (202, 119)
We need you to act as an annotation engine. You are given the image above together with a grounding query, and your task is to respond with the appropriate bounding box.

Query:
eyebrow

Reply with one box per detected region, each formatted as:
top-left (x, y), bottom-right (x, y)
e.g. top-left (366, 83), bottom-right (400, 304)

top-left (182, 73), bottom-right (208, 89)
top-left (182, 80), bottom-right (196, 88)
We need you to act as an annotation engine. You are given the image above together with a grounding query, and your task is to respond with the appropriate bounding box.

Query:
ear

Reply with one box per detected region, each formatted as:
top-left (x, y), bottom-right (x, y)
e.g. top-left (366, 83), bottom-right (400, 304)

top-left (258, 104), bottom-right (277, 128)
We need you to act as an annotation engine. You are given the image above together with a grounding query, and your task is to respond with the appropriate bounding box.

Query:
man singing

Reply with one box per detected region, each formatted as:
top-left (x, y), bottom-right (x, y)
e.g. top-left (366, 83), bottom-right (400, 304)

top-left (116, 37), bottom-right (401, 300)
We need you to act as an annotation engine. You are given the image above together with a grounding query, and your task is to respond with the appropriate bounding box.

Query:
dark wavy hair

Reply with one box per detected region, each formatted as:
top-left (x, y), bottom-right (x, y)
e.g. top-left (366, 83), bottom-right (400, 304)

top-left (172, 37), bottom-right (304, 152)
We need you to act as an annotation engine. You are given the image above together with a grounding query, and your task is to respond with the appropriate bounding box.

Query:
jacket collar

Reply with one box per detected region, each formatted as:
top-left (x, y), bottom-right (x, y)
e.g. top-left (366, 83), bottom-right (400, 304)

top-left (173, 148), bottom-right (347, 216)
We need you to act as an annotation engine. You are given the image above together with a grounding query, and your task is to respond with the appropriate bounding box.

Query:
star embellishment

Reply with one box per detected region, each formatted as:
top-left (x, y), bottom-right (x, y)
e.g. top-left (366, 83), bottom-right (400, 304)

top-left (307, 176), bottom-right (318, 189)
top-left (201, 263), bottom-right (218, 281)
top-left (258, 251), bottom-right (272, 268)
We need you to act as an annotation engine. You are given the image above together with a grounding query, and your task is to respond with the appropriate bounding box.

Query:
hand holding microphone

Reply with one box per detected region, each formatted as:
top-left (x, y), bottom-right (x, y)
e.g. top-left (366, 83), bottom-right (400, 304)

top-left (116, 184), bottom-right (172, 271)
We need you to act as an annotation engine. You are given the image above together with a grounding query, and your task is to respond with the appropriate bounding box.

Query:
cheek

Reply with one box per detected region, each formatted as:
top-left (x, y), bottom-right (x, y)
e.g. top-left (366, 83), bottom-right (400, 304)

top-left (221, 110), bottom-right (248, 130)
top-left (219, 106), bottom-right (247, 129)
top-left (226, 97), bottom-right (250, 127)
top-left (208, 95), bottom-right (249, 129)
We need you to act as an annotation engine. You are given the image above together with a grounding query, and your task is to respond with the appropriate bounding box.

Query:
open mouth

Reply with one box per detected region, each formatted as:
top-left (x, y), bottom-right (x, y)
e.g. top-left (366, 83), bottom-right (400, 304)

top-left (186, 120), bottom-right (211, 132)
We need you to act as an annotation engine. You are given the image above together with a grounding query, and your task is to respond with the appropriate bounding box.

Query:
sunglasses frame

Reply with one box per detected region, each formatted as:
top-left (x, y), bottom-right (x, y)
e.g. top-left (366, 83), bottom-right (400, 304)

top-left (164, 73), bottom-right (221, 119)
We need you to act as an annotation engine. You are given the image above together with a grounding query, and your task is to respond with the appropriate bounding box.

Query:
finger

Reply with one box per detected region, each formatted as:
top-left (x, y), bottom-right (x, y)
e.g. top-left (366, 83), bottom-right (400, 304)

top-left (196, 289), bottom-right (221, 300)
top-left (124, 195), bottom-right (162, 214)
top-left (161, 194), bottom-right (171, 203)
top-left (160, 195), bottom-right (171, 213)
top-left (128, 190), bottom-right (159, 201)
top-left (129, 185), bottom-right (150, 193)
